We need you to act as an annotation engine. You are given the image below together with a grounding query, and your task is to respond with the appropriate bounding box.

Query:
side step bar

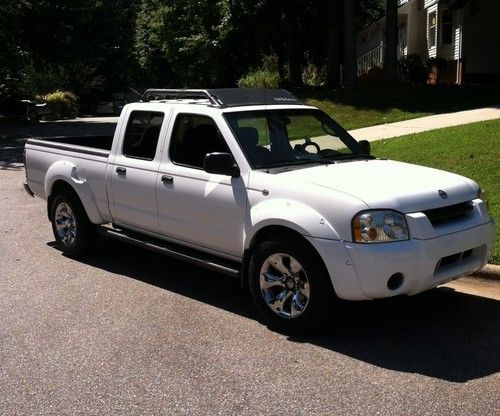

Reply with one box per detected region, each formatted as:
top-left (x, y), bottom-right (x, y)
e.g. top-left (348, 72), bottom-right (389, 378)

top-left (97, 226), bottom-right (241, 277)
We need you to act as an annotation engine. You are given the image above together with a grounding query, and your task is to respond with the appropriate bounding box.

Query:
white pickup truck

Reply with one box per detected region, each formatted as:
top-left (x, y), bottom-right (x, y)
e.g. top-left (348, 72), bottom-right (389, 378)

top-left (24, 88), bottom-right (495, 332)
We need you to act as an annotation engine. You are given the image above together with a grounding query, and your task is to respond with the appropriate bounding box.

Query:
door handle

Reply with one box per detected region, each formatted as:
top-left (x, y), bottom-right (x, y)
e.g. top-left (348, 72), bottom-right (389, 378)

top-left (116, 167), bottom-right (126, 175)
top-left (161, 175), bottom-right (173, 184)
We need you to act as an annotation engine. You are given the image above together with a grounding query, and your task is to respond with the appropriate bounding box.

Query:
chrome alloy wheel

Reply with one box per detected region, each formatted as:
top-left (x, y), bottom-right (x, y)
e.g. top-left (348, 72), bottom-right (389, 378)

top-left (259, 253), bottom-right (311, 318)
top-left (54, 202), bottom-right (77, 246)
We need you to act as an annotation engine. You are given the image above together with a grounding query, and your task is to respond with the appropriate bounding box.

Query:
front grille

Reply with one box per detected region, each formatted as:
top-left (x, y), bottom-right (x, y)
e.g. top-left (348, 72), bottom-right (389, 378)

top-left (424, 201), bottom-right (474, 226)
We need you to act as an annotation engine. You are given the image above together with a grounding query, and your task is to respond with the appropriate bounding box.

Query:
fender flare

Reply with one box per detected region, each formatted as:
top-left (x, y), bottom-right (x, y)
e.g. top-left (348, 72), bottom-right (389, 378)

top-left (245, 198), bottom-right (340, 249)
top-left (45, 161), bottom-right (104, 223)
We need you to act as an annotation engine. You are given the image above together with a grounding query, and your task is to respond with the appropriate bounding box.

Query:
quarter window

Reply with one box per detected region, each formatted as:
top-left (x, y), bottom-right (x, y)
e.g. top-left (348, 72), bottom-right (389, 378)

top-left (123, 111), bottom-right (164, 160)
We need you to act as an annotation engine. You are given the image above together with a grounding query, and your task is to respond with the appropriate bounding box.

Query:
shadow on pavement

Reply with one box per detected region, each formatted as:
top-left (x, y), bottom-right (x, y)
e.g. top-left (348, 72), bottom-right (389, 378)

top-left (0, 119), bottom-right (117, 170)
top-left (57, 235), bottom-right (500, 384)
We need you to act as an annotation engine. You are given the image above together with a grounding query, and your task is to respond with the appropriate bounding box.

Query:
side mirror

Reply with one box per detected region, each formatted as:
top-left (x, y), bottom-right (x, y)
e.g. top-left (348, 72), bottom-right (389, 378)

top-left (359, 140), bottom-right (371, 155)
top-left (203, 152), bottom-right (240, 177)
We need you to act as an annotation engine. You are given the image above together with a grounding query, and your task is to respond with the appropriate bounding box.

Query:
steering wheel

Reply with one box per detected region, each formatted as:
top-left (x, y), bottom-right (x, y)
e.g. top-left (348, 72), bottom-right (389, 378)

top-left (294, 138), bottom-right (321, 154)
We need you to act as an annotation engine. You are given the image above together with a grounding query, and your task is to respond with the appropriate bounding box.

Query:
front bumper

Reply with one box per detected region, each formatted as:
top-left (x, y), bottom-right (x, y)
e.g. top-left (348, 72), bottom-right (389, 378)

top-left (307, 219), bottom-right (496, 300)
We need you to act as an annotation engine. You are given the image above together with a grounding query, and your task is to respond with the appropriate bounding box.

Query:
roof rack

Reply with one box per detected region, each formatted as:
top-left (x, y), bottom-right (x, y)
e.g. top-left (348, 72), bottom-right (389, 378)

top-left (142, 89), bottom-right (220, 105)
top-left (141, 88), bottom-right (303, 108)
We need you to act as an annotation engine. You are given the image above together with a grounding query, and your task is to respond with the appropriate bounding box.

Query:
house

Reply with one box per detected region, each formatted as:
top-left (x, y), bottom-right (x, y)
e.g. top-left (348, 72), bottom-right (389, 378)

top-left (356, 0), bottom-right (500, 84)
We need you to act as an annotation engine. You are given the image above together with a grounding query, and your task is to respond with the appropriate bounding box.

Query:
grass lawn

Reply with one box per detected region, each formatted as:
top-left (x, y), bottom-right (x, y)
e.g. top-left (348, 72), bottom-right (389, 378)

top-left (299, 83), bottom-right (500, 130)
top-left (369, 119), bottom-right (500, 264)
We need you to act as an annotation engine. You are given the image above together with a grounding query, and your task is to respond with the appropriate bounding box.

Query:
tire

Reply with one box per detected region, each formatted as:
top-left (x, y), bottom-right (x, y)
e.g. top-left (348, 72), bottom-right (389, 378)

top-left (50, 192), bottom-right (96, 257)
top-left (249, 235), bottom-right (335, 334)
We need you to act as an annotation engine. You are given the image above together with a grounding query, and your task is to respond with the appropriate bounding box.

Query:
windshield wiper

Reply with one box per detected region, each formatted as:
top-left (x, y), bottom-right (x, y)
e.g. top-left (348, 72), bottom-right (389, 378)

top-left (319, 153), bottom-right (371, 161)
top-left (260, 158), bottom-right (334, 169)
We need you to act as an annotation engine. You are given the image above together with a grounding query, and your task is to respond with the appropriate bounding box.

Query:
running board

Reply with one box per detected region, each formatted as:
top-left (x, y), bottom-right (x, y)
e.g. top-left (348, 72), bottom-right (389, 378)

top-left (97, 226), bottom-right (241, 277)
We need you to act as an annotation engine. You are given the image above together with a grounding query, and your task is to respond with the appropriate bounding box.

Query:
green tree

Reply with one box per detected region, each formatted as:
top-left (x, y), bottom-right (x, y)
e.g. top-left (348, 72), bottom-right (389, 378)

top-left (343, 0), bottom-right (357, 87)
top-left (0, 1), bottom-right (27, 108)
top-left (135, 0), bottom-right (234, 87)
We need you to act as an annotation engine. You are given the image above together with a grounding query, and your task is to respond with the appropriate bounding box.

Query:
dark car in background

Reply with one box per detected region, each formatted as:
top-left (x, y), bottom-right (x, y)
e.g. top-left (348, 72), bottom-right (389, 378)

top-left (96, 99), bottom-right (126, 116)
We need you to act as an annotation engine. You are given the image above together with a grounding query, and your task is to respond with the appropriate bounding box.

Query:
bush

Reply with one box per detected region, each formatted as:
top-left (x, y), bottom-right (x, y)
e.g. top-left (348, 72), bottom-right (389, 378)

top-left (302, 62), bottom-right (326, 87)
top-left (425, 57), bottom-right (448, 72)
top-left (425, 57), bottom-right (448, 85)
top-left (398, 54), bottom-right (427, 84)
top-left (238, 54), bottom-right (280, 88)
top-left (36, 90), bottom-right (78, 120)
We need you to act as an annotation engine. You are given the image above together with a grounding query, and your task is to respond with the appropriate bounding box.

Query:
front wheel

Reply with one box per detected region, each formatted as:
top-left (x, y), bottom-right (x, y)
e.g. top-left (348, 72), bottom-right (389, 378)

top-left (249, 236), bottom-right (335, 333)
top-left (50, 192), bottom-right (96, 257)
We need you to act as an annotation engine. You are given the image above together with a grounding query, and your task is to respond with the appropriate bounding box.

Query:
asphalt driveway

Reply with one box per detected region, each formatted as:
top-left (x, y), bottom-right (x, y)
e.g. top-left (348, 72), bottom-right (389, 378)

top-left (1, 119), bottom-right (499, 415)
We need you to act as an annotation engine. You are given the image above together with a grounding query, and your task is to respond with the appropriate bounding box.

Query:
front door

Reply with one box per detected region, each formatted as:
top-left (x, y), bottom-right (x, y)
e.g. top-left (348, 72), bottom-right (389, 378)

top-left (156, 112), bottom-right (247, 258)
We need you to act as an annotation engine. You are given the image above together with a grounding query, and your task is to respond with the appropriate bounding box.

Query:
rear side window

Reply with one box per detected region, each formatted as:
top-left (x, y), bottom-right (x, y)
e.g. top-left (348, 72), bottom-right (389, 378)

top-left (123, 111), bottom-right (164, 160)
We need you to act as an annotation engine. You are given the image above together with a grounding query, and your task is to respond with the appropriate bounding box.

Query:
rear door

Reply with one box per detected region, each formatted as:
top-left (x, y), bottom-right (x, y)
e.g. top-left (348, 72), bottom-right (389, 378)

top-left (109, 110), bottom-right (166, 232)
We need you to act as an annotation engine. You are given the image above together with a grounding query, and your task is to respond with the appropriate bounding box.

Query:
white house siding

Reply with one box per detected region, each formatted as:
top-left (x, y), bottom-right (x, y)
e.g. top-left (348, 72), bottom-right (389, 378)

top-left (438, 9), bottom-right (457, 61)
top-left (424, 0), bottom-right (437, 9)
top-left (406, 0), bottom-right (427, 57)
top-left (462, 0), bottom-right (500, 74)
top-left (454, 24), bottom-right (461, 60)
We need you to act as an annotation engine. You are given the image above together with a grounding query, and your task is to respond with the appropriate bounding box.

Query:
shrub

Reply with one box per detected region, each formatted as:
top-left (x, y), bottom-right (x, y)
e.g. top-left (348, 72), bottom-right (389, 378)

top-left (302, 62), bottom-right (326, 87)
top-left (36, 90), bottom-right (78, 120)
top-left (358, 66), bottom-right (384, 85)
top-left (425, 57), bottom-right (448, 72)
top-left (238, 54), bottom-right (280, 88)
top-left (398, 54), bottom-right (427, 84)
top-left (425, 58), bottom-right (448, 85)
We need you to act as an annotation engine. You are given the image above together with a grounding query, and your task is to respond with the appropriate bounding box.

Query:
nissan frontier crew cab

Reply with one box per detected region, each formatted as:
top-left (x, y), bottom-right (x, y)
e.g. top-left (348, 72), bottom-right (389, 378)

top-left (24, 88), bottom-right (496, 333)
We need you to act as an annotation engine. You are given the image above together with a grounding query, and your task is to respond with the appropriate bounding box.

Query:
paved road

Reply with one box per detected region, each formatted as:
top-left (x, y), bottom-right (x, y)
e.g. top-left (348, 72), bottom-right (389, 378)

top-left (1, 121), bottom-right (499, 415)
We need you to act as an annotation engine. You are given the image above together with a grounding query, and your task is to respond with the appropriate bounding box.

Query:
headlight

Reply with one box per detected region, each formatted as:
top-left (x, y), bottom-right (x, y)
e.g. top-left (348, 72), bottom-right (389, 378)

top-left (352, 210), bottom-right (409, 243)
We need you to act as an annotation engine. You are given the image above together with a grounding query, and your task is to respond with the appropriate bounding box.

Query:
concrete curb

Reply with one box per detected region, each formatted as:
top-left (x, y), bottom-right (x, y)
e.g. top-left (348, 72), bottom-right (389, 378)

top-left (470, 264), bottom-right (500, 281)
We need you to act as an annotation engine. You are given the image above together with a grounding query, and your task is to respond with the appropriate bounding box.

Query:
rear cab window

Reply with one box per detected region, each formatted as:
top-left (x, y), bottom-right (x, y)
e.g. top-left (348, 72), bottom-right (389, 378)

top-left (123, 111), bottom-right (165, 160)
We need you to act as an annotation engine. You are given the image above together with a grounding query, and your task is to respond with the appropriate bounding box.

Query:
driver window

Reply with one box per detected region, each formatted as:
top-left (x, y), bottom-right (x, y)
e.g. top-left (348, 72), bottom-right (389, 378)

top-left (169, 114), bottom-right (230, 168)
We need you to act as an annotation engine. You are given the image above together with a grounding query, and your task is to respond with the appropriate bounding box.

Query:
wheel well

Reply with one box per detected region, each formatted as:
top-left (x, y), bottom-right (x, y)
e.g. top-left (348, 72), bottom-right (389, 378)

top-left (46, 180), bottom-right (80, 221)
top-left (250, 225), bottom-right (305, 248)
top-left (241, 225), bottom-right (333, 294)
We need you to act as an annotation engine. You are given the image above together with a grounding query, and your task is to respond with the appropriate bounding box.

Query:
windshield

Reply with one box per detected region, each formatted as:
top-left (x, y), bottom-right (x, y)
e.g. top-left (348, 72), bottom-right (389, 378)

top-left (224, 109), bottom-right (369, 169)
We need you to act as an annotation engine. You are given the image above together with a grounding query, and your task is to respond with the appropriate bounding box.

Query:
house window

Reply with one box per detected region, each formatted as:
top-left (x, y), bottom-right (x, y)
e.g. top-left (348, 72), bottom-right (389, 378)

top-left (441, 10), bottom-right (453, 44)
top-left (428, 10), bottom-right (437, 48)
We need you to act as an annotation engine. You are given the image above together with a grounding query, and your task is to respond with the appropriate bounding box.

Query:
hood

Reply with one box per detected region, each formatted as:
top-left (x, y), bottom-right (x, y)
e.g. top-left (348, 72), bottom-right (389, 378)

top-left (276, 159), bottom-right (478, 213)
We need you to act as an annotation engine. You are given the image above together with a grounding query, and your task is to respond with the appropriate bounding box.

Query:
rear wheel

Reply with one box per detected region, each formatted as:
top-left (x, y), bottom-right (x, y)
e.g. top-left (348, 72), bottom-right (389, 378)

top-left (50, 192), bottom-right (96, 257)
top-left (249, 235), bottom-right (335, 333)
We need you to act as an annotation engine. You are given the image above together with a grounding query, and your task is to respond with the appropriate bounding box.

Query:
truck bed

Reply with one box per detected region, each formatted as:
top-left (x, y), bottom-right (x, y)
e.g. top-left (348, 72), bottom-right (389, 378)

top-left (26, 135), bottom-right (114, 158)
top-left (33, 135), bottom-right (114, 150)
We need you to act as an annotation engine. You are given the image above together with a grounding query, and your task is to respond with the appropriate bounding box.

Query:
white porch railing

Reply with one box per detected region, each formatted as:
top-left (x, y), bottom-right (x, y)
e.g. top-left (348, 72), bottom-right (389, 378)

top-left (357, 43), bottom-right (408, 76)
top-left (357, 42), bottom-right (384, 76)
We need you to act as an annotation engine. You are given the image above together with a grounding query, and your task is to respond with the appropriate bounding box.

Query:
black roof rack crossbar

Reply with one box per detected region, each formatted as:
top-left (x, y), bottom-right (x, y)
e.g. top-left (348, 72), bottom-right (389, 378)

top-left (142, 89), bottom-right (221, 105)
top-left (141, 88), bottom-right (303, 108)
